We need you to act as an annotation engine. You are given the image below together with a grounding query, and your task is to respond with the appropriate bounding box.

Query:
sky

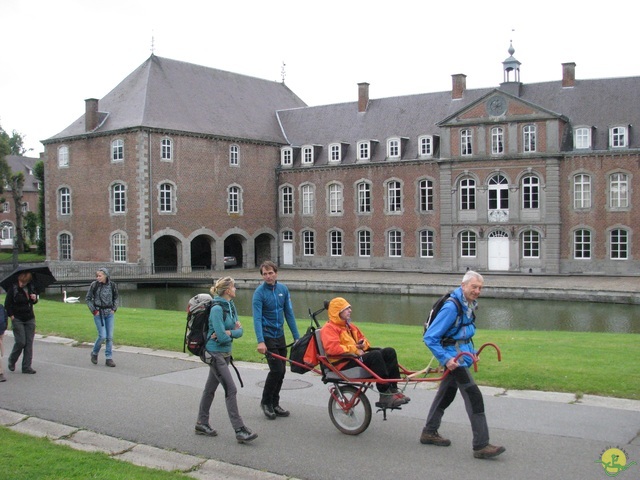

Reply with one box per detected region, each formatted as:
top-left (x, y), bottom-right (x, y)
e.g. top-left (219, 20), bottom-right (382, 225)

top-left (2, 0), bottom-right (639, 156)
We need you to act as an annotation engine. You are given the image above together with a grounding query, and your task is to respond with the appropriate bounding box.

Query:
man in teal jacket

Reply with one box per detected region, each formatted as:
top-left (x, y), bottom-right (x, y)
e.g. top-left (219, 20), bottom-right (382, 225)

top-left (253, 261), bottom-right (300, 419)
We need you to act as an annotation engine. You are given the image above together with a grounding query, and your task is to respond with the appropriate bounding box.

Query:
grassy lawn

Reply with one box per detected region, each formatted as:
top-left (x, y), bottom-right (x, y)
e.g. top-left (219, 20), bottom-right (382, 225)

top-left (0, 252), bottom-right (46, 263)
top-left (16, 297), bottom-right (640, 401)
top-left (0, 427), bottom-right (191, 480)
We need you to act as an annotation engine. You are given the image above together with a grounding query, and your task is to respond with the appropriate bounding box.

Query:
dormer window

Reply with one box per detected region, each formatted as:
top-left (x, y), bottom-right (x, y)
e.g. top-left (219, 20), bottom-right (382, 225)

top-left (418, 135), bottom-right (433, 157)
top-left (387, 138), bottom-right (400, 159)
top-left (281, 147), bottom-right (293, 167)
top-left (302, 145), bottom-right (314, 165)
top-left (574, 127), bottom-right (591, 149)
top-left (329, 143), bottom-right (341, 163)
top-left (610, 126), bottom-right (628, 148)
top-left (357, 141), bottom-right (370, 162)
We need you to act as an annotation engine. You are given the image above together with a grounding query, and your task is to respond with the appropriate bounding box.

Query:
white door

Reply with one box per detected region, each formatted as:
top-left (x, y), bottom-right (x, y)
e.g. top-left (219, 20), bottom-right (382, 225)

top-left (488, 230), bottom-right (509, 270)
top-left (283, 242), bottom-right (293, 265)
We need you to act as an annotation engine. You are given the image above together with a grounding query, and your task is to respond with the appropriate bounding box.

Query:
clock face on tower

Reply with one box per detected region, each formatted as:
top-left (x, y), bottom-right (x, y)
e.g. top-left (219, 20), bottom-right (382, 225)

top-left (487, 96), bottom-right (507, 116)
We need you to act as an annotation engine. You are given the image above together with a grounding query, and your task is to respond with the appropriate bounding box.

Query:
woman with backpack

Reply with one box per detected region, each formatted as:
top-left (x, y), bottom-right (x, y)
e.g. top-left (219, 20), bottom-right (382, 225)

top-left (195, 276), bottom-right (258, 444)
top-left (4, 271), bottom-right (39, 374)
top-left (86, 267), bottom-right (119, 367)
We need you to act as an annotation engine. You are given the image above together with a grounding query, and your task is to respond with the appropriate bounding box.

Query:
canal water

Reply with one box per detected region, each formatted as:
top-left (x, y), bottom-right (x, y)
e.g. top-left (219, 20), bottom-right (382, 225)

top-left (50, 286), bottom-right (640, 334)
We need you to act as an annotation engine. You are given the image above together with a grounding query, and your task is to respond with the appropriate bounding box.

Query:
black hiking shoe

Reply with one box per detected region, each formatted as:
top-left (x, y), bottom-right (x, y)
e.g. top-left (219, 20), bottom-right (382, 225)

top-left (195, 423), bottom-right (217, 437)
top-left (235, 426), bottom-right (258, 443)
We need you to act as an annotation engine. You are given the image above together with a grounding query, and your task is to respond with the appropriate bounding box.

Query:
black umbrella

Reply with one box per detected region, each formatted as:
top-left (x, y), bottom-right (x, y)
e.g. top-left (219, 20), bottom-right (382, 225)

top-left (0, 265), bottom-right (57, 294)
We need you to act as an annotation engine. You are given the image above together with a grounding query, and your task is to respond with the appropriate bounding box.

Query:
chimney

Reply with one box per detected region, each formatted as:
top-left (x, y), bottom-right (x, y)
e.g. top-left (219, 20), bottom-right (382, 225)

top-left (451, 74), bottom-right (466, 99)
top-left (562, 62), bottom-right (576, 88)
top-left (85, 98), bottom-right (99, 132)
top-left (358, 82), bottom-right (369, 112)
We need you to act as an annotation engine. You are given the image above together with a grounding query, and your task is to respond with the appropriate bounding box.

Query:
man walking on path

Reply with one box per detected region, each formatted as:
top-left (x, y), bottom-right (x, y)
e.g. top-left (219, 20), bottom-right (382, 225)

top-left (421, 270), bottom-right (505, 459)
top-left (252, 261), bottom-right (300, 420)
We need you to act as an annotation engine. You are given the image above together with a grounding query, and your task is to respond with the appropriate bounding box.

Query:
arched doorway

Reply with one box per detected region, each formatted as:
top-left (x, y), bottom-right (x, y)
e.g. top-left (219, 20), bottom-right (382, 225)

top-left (488, 230), bottom-right (509, 271)
top-left (254, 233), bottom-right (274, 267)
top-left (154, 236), bottom-right (179, 273)
top-left (224, 234), bottom-right (244, 269)
top-left (191, 235), bottom-right (213, 269)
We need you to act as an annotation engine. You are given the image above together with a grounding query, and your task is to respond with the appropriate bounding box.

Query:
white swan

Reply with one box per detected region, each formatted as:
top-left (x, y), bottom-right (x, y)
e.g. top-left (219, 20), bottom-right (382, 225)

top-left (63, 291), bottom-right (80, 303)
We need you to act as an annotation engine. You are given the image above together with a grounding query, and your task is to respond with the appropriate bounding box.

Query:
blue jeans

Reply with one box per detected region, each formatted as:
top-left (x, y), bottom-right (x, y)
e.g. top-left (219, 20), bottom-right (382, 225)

top-left (92, 310), bottom-right (115, 359)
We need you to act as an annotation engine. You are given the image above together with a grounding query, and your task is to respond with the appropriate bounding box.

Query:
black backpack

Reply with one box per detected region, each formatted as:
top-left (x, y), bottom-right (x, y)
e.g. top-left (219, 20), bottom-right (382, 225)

top-left (184, 294), bottom-right (221, 357)
top-left (423, 292), bottom-right (469, 344)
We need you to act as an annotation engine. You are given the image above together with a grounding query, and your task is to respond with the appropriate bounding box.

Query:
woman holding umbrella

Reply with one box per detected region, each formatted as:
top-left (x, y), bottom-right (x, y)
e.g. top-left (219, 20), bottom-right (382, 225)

top-left (4, 271), bottom-right (38, 374)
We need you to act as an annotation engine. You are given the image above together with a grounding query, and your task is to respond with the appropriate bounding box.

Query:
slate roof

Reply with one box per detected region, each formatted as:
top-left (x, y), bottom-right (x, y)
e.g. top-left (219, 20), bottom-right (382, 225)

top-left (276, 76), bottom-right (640, 165)
top-left (5, 155), bottom-right (39, 193)
top-left (46, 55), bottom-right (307, 144)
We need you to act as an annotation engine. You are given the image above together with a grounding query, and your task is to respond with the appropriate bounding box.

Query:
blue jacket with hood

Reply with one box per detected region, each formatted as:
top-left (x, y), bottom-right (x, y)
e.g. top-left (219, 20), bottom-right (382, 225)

top-left (252, 281), bottom-right (299, 343)
top-left (205, 296), bottom-right (242, 354)
top-left (423, 286), bottom-right (477, 368)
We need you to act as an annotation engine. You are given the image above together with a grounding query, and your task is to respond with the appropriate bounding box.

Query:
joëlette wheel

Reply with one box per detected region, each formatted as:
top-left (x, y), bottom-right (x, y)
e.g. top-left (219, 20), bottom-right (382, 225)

top-left (327, 384), bottom-right (372, 435)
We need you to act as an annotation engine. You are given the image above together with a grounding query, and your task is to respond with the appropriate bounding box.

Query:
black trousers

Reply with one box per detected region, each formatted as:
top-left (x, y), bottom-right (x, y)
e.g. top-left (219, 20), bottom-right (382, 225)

top-left (262, 335), bottom-right (288, 406)
top-left (342, 347), bottom-right (400, 392)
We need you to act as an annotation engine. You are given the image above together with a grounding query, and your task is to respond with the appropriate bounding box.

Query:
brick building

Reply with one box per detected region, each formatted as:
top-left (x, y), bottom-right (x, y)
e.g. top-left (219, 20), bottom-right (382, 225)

top-left (42, 45), bottom-right (640, 275)
top-left (0, 155), bottom-right (40, 248)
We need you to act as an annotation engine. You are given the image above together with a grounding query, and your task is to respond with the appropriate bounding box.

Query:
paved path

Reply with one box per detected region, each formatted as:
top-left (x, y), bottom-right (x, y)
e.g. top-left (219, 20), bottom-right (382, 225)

top-left (1, 334), bottom-right (639, 480)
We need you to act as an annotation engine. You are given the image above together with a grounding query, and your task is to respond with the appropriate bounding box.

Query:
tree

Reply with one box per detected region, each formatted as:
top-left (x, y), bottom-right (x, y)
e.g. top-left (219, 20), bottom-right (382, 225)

top-left (0, 126), bottom-right (29, 252)
top-left (33, 161), bottom-right (45, 255)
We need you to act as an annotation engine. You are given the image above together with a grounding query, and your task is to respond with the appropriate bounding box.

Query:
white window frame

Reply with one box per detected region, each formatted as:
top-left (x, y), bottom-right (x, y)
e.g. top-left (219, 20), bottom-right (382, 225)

top-left (328, 183), bottom-right (343, 215)
top-left (329, 143), bottom-right (341, 163)
top-left (418, 135), bottom-right (433, 157)
top-left (59, 187), bottom-right (71, 215)
top-left (112, 183), bottom-right (126, 214)
top-left (387, 138), bottom-right (400, 159)
top-left (574, 127), bottom-right (591, 149)
top-left (386, 180), bottom-right (402, 213)
top-left (329, 230), bottom-right (343, 256)
top-left (388, 230), bottom-right (402, 257)
top-left (491, 127), bottom-right (504, 155)
top-left (58, 145), bottom-right (69, 167)
top-left (111, 139), bottom-right (124, 162)
top-left (357, 141), bottom-right (370, 161)
top-left (461, 129), bottom-right (472, 156)
top-left (521, 175), bottom-right (540, 210)
top-left (610, 126), bottom-right (627, 148)
top-left (161, 138), bottom-right (173, 161)
top-left (229, 144), bottom-right (239, 166)
top-left (280, 185), bottom-right (293, 216)
top-left (301, 184), bottom-right (314, 216)
top-left (357, 181), bottom-right (372, 214)
top-left (59, 233), bottom-right (72, 261)
top-left (522, 230), bottom-right (540, 258)
top-left (610, 228), bottom-right (628, 260)
top-left (2, 203), bottom-right (9, 213)
top-left (419, 179), bottom-right (433, 212)
top-left (573, 174), bottom-right (591, 210)
top-left (159, 183), bottom-right (174, 213)
top-left (302, 230), bottom-right (315, 256)
top-left (459, 178), bottom-right (476, 210)
top-left (112, 232), bottom-right (127, 263)
top-left (609, 173), bottom-right (629, 209)
top-left (419, 230), bottom-right (434, 258)
top-left (358, 230), bottom-right (371, 257)
top-left (301, 145), bottom-right (314, 165)
top-left (460, 231), bottom-right (477, 257)
top-left (281, 147), bottom-right (293, 167)
top-left (228, 185), bottom-right (242, 214)
top-left (523, 124), bottom-right (536, 153)
top-left (574, 229), bottom-right (591, 259)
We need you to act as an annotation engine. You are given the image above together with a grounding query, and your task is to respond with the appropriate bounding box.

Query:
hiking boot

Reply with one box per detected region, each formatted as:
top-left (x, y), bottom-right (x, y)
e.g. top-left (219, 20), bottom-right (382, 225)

top-left (195, 423), bottom-right (217, 437)
top-left (105, 359), bottom-right (116, 367)
top-left (390, 388), bottom-right (411, 403)
top-left (91, 353), bottom-right (98, 365)
top-left (261, 403), bottom-right (276, 420)
top-left (273, 405), bottom-right (290, 417)
top-left (22, 367), bottom-right (36, 374)
top-left (473, 444), bottom-right (505, 459)
top-left (377, 393), bottom-right (404, 408)
top-left (235, 426), bottom-right (258, 443)
top-left (8, 362), bottom-right (15, 372)
top-left (0, 373), bottom-right (6, 382)
top-left (420, 429), bottom-right (451, 446)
